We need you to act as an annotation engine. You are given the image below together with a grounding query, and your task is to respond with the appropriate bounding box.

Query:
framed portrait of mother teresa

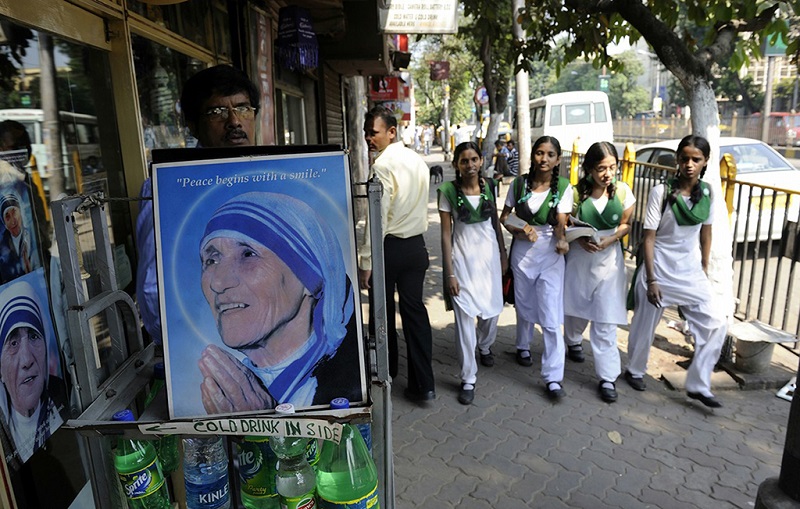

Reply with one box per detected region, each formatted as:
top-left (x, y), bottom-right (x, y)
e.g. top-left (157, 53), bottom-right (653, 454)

top-left (151, 146), bottom-right (368, 419)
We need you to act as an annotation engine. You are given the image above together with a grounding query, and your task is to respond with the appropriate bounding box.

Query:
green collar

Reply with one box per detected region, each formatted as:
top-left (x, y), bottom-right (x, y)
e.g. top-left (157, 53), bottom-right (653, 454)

top-left (668, 179), bottom-right (711, 226)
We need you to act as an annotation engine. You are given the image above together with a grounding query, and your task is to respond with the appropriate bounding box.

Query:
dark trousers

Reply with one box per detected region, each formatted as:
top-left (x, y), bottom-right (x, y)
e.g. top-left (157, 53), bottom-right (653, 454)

top-left (370, 234), bottom-right (434, 393)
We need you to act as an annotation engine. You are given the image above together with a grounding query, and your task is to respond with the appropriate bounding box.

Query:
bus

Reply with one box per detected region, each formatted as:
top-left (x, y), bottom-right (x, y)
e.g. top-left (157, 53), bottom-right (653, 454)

top-left (0, 108), bottom-right (102, 183)
top-left (529, 91), bottom-right (614, 153)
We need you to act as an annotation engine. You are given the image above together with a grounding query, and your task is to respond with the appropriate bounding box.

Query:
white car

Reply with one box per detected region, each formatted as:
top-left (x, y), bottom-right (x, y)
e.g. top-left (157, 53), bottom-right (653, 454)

top-left (634, 137), bottom-right (800, 243)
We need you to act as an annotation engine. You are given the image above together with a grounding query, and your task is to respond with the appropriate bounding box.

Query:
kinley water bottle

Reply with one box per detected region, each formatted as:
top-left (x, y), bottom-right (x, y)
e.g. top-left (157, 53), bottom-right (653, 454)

top-left (183, 436), bottom-right (231, 509)
top-left (315, 399), bottom-right (380, 509)
top-left (111, 409), bottom-right (171, 509)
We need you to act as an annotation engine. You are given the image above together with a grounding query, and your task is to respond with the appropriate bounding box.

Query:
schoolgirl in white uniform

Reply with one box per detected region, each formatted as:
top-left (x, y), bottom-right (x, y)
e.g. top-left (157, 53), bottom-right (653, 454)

top-left (500, 136), bottom-right (573, 400)
top-left (625, 134), bottom-right (727, 408)
top-left (439, 141), bottom-right (507, 405)
top-left (563, 142), bottom-right (635, 403)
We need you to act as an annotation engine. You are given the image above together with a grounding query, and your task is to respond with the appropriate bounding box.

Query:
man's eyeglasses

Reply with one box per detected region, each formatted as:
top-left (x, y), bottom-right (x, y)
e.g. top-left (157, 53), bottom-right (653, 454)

top-left (203, 105), bottom-right (258, 121)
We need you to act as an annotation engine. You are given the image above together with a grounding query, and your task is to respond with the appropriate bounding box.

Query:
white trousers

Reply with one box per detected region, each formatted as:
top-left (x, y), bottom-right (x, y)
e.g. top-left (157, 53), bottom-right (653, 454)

top-left (627, 282), bottom-right (727, 396)
top-left (515, 311), bottom-right (565, 383)
top-left (453, 303), bottom-right (498, 385)
top-left (564, 316), bottom-right (621, 383)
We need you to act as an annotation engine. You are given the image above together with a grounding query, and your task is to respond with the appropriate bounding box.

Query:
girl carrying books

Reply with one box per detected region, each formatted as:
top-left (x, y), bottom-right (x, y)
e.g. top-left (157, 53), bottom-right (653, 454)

top-left (563, 142), bottom-right (635, 403)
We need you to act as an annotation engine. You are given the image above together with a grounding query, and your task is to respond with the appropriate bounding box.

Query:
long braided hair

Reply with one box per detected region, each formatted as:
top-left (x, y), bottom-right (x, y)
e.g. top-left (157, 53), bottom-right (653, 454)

top-left (669, 134), bottom-right (710, 206)
top-left (578, 141), bottom-right (618, 203)
top-left (453, 141), bottom-right (494, 222)
top-left (526, 136), bottom-right (562, 226)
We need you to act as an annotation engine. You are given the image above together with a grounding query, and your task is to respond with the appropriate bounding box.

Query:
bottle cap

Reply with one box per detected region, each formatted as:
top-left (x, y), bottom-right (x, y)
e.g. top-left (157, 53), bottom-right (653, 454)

top-left (275, 403), bottom-right (295, 414)
top-left (330, 397), bottom-right (350, 409)
top-left (112, 409), bottom-right (135, 422)
top-left (153, 362), bottom-right (165, 380)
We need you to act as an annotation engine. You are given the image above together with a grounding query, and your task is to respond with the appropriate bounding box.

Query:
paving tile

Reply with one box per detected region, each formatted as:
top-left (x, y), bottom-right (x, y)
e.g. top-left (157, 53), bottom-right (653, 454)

top-left (603, 488), bottom-right (647, 508)
top-left (640, 487), bottom-right (685, 507)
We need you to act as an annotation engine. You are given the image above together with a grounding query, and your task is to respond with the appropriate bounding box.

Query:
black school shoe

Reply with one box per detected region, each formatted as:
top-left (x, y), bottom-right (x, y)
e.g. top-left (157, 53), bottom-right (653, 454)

top-left (458, 383), bottom-right (475, 405)
top-left (567, 344), bottom-right (585, 363)
top-left (516, 349), bottom-right (533, 367)
top-left (624, 370), bottom-right (646, 391)
top-left (687, 391), bottom-right (722, 408)
top-left (545, 381), bottom-right (566, 400)
top-left (479, 350), bottom-right (495, 367)
top-left (598, 381), bottom-right (618, 403)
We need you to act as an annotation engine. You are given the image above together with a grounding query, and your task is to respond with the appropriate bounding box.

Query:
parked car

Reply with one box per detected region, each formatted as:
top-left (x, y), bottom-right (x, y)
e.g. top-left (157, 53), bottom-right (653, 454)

top-left (635, 137), bottom-right (800, 243)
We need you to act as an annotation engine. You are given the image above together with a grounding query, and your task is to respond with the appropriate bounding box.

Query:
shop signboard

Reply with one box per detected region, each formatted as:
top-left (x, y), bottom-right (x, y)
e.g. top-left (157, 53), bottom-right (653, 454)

top-left (378, 0), bottom-right (459, 34)
top-left (151, 146), bottom-right (368, 419)
top-left (369, 76), bottom-right (401, 101)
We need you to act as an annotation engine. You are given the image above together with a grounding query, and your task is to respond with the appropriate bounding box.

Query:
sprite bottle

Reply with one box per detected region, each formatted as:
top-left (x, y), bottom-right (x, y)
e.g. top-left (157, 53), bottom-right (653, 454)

top-left (111, 409), bottom-right (171, 509)
top-left (316, 399), bottom-right (380, 509)
top-left (236, 436), bottom-right (279, 509)
top-left (269, 434), bottom-right (317, 509)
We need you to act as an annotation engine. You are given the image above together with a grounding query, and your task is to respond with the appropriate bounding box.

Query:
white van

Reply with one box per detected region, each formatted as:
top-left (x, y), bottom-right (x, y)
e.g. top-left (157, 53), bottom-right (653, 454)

top-left (529, 91), bottom-right (614, 154)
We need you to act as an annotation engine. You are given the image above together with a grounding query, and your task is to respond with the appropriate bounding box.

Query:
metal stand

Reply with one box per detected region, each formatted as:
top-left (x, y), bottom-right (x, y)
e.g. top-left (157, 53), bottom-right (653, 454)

top-left (52, 193), bottom-right (146, 509)
top-left (363, 177), bottom-right (394, 509)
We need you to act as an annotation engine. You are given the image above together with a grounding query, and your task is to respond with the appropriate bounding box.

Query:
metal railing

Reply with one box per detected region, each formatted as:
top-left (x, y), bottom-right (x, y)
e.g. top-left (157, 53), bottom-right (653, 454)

top-left (614, 113), bottom-right (800, 148)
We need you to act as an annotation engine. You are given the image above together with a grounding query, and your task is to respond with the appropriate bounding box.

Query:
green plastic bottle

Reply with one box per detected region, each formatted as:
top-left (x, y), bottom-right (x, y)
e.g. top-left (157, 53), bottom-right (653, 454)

top-left (236, 436), bottom-right (279, 509)
top-left (111, 409), bottom-right (171, 509)
top-left (315, 400), bottom-right (380, 509)
top-left (144, 362), bottom-right (180, 474)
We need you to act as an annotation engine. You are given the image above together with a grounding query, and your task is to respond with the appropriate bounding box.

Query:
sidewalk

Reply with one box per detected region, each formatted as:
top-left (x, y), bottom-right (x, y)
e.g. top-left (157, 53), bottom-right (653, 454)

top-left (378, 145), bottom-right (794, 509)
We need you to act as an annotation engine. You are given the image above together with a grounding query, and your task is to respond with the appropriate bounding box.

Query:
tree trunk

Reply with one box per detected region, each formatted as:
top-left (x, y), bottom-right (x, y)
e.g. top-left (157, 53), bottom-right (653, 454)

top-left (513, 0), bottom-right (531, 174)
top-left (479, 31), bottom-right (498, 168)
top-left (688, 79), bottom-right (735, 318)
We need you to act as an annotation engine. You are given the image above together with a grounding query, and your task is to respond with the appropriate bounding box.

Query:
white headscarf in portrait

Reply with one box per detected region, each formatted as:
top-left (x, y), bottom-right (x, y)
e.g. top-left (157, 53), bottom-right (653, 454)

top-left (199, 191), bottom-right (354, 403)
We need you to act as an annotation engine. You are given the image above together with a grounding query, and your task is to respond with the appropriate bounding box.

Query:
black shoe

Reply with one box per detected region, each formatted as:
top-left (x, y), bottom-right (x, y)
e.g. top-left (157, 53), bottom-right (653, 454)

top-left (598, 381), bottom-right (618, 403)
top-left (624, 371), bottom-right (646, 391)
top-left (516, 349), bottom-right (533, 367)
top-left (687, 391), bottom-right (722, 408)
top-left (404, 388), bottom-right (436, 402)
top-left (567, 345), bottom-right (585, 363)
top-left (479, 350), bottom-right (495, 367)
top-left (545, 381), bottom-right (566, 401)
top-left (458, 384), bottom-right (474, 405)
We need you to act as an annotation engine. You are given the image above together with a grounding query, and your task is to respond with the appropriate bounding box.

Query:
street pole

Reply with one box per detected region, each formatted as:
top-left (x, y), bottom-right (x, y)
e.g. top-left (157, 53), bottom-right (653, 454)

top-left (443, 82), bottom-right (451, 161)
top-left (512, 0), bottom-right (530, 174)
top-left (761, 56), bottom-right (776, 144)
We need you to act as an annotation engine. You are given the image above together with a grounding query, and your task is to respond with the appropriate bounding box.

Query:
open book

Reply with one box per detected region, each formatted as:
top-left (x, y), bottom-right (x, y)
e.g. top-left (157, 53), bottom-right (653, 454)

top-left (503, 213), bottom-right (528, 230)
top-left (566, 216), bottom-right (600, 243)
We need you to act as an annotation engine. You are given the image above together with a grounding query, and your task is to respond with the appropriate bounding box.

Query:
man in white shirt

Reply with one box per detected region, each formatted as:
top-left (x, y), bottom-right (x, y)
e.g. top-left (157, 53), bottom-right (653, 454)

top-left (359, 106), bottom-right (435, 402)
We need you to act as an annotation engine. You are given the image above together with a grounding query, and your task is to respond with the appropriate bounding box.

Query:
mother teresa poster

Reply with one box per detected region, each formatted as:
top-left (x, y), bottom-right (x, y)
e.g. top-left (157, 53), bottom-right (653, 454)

top-left (0, 268), bottom-right (66, 465)
top-left (152, 148), bottom-right (367, 419)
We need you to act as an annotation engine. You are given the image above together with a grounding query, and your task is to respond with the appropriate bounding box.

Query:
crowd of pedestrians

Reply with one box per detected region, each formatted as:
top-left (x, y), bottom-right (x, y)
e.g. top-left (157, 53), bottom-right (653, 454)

top-left (364, 113), bottom-right (728, 409)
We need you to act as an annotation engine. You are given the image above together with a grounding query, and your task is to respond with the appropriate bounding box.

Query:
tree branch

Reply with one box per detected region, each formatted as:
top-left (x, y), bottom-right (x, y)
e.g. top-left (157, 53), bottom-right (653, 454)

top-left (698, 4), bottom-right (780, 66)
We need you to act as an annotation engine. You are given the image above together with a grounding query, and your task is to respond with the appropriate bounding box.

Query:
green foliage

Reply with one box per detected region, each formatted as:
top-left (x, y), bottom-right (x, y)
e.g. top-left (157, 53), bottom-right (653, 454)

top-left (775, 77), bottom-right (799, 110)
top-left (518, 0), bottom-right (797, 84)
top-left (409, 36), bottom-right (480, 125)
top-left (410, 0), bottom-right (517, 125)
top-left (0, 23), bottom-right (34, 101)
